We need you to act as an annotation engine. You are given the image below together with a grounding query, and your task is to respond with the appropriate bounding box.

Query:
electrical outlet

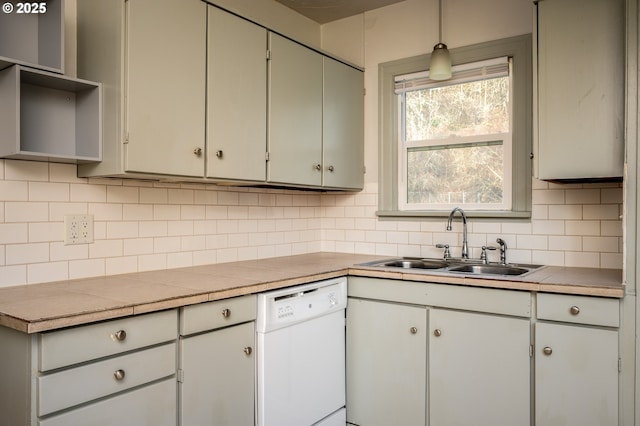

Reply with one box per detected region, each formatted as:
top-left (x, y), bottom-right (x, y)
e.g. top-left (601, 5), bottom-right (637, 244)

top-left (64, 214), bottom-right (94, 245)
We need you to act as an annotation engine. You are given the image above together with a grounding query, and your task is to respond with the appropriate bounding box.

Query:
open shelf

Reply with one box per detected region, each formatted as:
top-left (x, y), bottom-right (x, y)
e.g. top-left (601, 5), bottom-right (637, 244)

top-left (0, 65), bottom-right (102, 163)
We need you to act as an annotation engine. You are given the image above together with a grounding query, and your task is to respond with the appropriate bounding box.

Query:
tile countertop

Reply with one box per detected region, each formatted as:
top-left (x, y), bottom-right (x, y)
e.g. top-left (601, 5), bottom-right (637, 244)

top-left (0, 252), bottom-right (624, 334)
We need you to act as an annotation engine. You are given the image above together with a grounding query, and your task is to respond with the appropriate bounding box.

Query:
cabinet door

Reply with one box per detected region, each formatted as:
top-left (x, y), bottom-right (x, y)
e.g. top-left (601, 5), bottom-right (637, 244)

top-left (346, 298), bottom-right (427, 426)
top-left (429, 309), bottom-right (530, 426)
top-left (268, 33), bottom-right (323, 186)
top-left (207, 7), bottom-right (267, 182)
top-left (535, 322), bottom-right (618, 426)
top-left (323, 57), bottom-right (364, 190)
top-left (535, 0), bottom-right (624, 180)
top-left (180, 321), bottom-right (255, 426)
top-left (125, 0), bottom-right (206, 177)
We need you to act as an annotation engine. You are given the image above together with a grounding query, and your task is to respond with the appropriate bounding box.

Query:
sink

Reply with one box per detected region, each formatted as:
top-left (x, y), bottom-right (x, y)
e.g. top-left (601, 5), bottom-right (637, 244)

top-left (448, 264), bottom-right (530, 276)
top-left (382, 259), bottom-right (449, 269)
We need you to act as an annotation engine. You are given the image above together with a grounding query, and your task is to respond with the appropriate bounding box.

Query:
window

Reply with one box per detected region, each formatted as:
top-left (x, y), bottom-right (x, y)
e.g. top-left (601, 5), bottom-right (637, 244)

top-left (378, 35), bottom-right (532, 218)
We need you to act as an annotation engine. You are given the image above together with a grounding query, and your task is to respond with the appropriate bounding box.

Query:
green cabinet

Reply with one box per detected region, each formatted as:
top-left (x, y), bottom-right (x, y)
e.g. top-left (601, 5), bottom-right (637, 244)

top-left (77, 0), bottom-right (206, 179)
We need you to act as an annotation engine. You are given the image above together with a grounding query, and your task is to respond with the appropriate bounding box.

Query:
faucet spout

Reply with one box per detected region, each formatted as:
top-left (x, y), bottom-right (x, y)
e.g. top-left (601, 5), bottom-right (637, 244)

top-left (446, 207), bottom-right (469, 259)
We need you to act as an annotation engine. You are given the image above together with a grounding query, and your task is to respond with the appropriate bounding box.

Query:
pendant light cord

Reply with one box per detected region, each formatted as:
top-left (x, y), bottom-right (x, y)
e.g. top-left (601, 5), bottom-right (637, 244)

top-left (438, 0), bottom-right (443, 43)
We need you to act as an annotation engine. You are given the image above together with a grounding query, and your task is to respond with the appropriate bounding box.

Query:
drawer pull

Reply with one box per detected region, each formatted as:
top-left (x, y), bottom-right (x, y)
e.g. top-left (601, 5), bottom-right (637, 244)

top-left (244, 346), bottom-right (252, 356)
top-left (569, 306), bottom-right (580, 315)
top-left (433, 329), bottom-right (442, 337)
top-left (114, 330), bottom-right (127, 341)
top-left (543, 347), bottom-right (553, 356)
top-left (113, 369), bottom-right (126, 381)
top-left (222, 309), bottom-right (231, 318)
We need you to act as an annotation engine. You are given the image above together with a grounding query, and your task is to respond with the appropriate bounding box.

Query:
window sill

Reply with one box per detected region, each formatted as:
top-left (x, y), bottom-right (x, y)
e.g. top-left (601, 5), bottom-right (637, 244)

top-left (376, 210), bottom-right (532, 220)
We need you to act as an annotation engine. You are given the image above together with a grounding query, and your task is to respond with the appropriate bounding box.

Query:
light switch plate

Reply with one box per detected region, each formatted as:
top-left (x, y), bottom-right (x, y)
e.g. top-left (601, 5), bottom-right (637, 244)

top-left (64, 214), bottom-right (94, 245)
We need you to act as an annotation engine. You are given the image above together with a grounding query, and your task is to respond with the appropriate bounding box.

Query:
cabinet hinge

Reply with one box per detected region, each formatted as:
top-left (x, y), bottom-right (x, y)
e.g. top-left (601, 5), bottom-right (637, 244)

top-left (529, 345), bottom-right (533, 358)
top-left (363, 87), bottom-right (366, 96)
top-left (266, 50), bottom-right (271, 60)
top-left (265, 152), bottom-right (270, 161)
top-left (123, 133), bottom-right (129, 144)
top-left (177, 368), bottom-right (184, 383)
top-left (619, 358), bottom-right (622, 373)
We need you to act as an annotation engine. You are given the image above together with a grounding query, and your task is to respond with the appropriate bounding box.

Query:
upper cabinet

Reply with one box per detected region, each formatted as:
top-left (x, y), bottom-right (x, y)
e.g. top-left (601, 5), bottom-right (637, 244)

top-left (534, 0), bottom-right (625, 181)
top-left (77, 0), bottom-right (206, 179)
top-left (268, 33), bottom-right (324, 187)
top-left (323, 57), bottom-right (365, 190)
top-left (76, 2), bottom-right (364, 191)
top-left (206, 6), bottom-right (267, 182)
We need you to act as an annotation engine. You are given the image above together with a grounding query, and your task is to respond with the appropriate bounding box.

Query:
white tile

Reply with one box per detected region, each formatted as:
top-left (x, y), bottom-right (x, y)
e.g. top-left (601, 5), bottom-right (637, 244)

top-left (548, 236), bottom-right (582, 251)
top-left (90, 203), bottom-right (123, 221)
top-left (193, 250), bottom-right (217, 265)
top-left (168, 221), bottom-right (194, 237)
top-left (565, 221), bottom-right (600, 236)
top-left (501, 222), bottom-right (532, 235)
top-left (106, 256), bottom-right (139, 275)
top-left (583, 236), bottom-right (619, 253)
top-left (0, 181), bottom-right (28, 201)
top-left (532, 189), bottom-right (565, 205)
top-left (601, 220), bottom-right (623, 237)
top-left (124, 238), bottom-right (154, 256)
top-left (50, 242), bottom-right (88, 261)
top-left (50, 203), bottom-right (89, 221)
top-left (5, 160), bottom-right (48, 181)
top-left (140, 188), bottom-right (168, 204)
top-left (139, 222), bottom-right (168, 238)
top-left (28, 261), bottom-right (69, 284)
top-left (0, 223), bottom-right (28, 244)
top-left (49, 163), bottom-right (83, 183)
top-left (374, 243), bottom-right (397, 256)
top-left (516, 235), bottom-right (547, 250)
top-left (600, 253), bottom-right (623, 269)
top-left (70, 183), bottom-right (107, 202)
top-left (583, 204), bottom-right (620, 220)
top-left (28, 222), bottom-right (60, 243)
top-left (239, 192), bottom-right (259, 206)
top-left (181, 205), bottom-right (206, 220)
top-left (564, 251), bottom-right (600, 268)
top-left (548, 205), bottom-right (582, 220)
top-left (6, 242), bottom-right (49, 264)
top-left (107, 185), bottom-right (139, 203)
top-left (107, 221), bottom-right (139, 239)
top-left (565, 188), bottom-right (600, 205)
top-left (168, 188), bottom-right (194, 204)
top-left (601, 187), bottom-right (623, 204)
top-left (206, 234), bottom-right (229, 249)
top-left (123, 204), bottom-right (153, 221)
top-left (206, 205), bottom-right (229, 219)
top-left (5, 202), bottom-right (48, 222)
top-left (194, 189), bottom-right (218, 205)
top-left (228, 233), bottom-right (250, 248)
top-left (0, 265), bottom-right (27, 287)
top-left (531, 250), bottom-right (565, 266)
top-left (154, 236), bottom-right (182, 253)
top-left (154, 205), bottom-right (181, 220)
top-left (167, 252), bottom-right (194, 269)
top-left (531, 220), bottom-right (564, 236)
top-left (138, 254), bottom-right (167, 272)
top-left (90, 239), bottom-right (124, 258)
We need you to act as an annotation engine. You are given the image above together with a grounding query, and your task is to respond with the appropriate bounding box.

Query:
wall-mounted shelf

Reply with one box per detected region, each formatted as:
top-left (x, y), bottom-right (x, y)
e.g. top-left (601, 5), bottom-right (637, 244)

top-left (0, 65), bottom-right (102, 163)
top-left (0, 0), bottom-right (64, 74)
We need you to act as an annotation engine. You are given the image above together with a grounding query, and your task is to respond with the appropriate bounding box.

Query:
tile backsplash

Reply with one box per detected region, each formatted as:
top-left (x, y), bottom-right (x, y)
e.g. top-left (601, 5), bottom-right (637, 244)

top-left (0, 160), bottom-right (623, 287)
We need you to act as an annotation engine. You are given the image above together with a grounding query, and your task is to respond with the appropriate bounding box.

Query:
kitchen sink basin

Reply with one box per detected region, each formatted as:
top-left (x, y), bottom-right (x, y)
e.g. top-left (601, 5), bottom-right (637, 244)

top-left (447, 264), bottom-right (529, 276)
top-left (360, 257), bottom-right (543, 277)
top-left (382, 259), bottom-right (449, 269)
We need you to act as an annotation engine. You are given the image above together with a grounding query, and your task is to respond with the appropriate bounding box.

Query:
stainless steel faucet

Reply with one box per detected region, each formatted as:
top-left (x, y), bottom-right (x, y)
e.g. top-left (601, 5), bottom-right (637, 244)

top-left (446, 207), bottom-right (469, 259)
top-left (496, 238), bottom-right (507, 265)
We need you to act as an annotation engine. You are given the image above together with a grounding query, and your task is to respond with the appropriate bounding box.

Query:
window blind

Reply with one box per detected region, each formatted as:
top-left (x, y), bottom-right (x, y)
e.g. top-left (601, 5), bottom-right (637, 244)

top-left (394, 56), bottom-right (510, 94)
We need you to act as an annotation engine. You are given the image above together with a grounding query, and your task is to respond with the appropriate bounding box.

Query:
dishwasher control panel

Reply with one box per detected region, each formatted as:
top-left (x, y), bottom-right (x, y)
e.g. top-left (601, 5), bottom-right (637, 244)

top-left (256, 277), bottom-right (347, 332)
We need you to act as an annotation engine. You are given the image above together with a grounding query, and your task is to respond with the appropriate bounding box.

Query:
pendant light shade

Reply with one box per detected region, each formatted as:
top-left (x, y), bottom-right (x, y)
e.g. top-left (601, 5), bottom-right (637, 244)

top-left (429, 0), bottom-right (452, 80)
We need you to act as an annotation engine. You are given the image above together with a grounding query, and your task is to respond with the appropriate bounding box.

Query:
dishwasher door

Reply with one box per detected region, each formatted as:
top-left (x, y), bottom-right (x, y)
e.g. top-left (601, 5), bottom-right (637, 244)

top-left (256, 278), bottom-right (347, 426)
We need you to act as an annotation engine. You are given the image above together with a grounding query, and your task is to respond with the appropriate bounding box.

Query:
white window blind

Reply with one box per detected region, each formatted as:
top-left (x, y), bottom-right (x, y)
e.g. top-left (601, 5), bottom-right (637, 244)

top-left (394, 56), bottom-right (510, 94)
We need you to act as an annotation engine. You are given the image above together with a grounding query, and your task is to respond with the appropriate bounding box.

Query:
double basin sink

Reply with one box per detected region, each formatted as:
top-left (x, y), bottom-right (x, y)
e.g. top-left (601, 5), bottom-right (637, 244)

top-left (363, 257), bottom-right (544, 277)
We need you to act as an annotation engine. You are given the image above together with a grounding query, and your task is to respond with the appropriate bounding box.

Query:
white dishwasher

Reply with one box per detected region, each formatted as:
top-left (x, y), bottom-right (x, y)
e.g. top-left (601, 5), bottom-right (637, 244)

top-left (256, 277), bottom-right (347, 426)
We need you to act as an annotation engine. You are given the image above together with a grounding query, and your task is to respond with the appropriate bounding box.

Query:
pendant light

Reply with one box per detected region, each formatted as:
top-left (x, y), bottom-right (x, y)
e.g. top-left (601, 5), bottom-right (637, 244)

top-left (429, 0), bottom-right (452, 80)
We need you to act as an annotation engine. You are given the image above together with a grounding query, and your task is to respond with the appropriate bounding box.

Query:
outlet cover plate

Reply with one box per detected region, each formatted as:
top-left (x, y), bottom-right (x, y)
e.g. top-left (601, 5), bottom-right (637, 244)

top-left (64, 214), bottom-right (94, 245)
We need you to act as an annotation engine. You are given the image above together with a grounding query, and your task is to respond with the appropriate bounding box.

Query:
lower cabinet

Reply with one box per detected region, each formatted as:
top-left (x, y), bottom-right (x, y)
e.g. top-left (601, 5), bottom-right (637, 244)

top-left (346, 298), bottom-right (427, 426)
top-left (535, 294), bottom-right (620, 426)
top-left (0, 309), bottom-right (179, 426)
top-left (179, 295), bottom-right (256, 426)
top-left (429, 309), bottom-right (530, 425)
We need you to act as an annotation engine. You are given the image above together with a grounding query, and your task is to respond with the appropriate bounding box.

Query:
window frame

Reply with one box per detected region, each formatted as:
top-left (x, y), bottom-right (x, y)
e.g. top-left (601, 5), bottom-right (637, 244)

top-left (377, 34), bottom-right (532, 219)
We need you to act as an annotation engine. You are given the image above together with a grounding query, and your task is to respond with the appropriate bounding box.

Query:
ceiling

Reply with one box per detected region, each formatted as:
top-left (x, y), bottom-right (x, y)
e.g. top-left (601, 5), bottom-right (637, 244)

top-left (274, 0), bottom-right (406, 24)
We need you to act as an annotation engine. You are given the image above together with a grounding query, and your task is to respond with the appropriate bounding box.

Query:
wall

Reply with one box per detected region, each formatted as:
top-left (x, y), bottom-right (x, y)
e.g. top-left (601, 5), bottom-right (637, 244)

top-left (0, 0), bottom-right (623, 288)
top-left (319, 0), bottom-right (623, 268)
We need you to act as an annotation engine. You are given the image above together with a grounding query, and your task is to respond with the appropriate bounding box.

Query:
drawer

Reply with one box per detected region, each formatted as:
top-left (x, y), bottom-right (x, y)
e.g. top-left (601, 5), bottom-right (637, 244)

top-left (348, 277), bottom-right (531, 318)
top-left (181, 294), bottom-right (256, 336)
top-left (39, 377), bottom-right (176, 426)
top-left (537, 293), bottom-right (619, 327)
top-left (39, 309), bottom-right (177, 372)
top-left (38, 342), bottom-right (176, 417)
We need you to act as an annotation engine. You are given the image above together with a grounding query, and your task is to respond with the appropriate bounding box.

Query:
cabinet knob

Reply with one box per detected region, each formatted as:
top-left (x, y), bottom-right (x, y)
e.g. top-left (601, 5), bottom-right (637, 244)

top-left (244, 346), bottom-right (253, 356)
top-left (222, 308), bottom-right (231, 318)
top-left (314, 164), bottom-right (322, 171)
top-left (410, 327), bottom-right (418, 334)
top-left (433, 329), bottom-right (442, 337)
top-left (569, 306), bottom-right (580, 315)
top-left (543, 346), bottom-right (553, 356)
top-left (113, 369), bottom-right (126, 381)
top-left (216, 150), bottom-right (223, 158)
top-left (193, 147), bottom-right (203, 156)
top-left (327, 165), bottom-right (335, 172)
top-left (114, 330), bottom-right (127, 341)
